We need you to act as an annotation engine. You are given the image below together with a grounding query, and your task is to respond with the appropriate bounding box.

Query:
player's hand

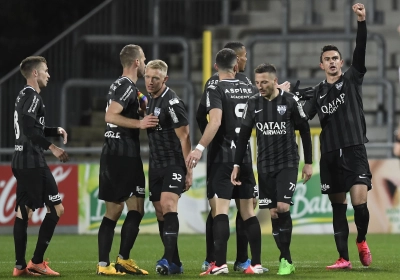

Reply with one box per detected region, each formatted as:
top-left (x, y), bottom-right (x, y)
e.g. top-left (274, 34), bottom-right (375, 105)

top-left (291, 80), bottom-right (314, 100)
top-left (57, 127), bottom-right (68, 144)
top-left (186, 149), bottom-right (202, 169)
top-left (353, 3), bottom-right (366, 21)
top-left (231, 165), bottom-right (242, 185)
top-left (49, 144), bottom-right (69, 163)
top-left (140, 113), bottom-right (158, 129)
top-left (278, 81), bottom-right (291, 92)
top-left (302, 163), bottom-right (313, 183)
top-left (184, 169), bottom-right (193, 192)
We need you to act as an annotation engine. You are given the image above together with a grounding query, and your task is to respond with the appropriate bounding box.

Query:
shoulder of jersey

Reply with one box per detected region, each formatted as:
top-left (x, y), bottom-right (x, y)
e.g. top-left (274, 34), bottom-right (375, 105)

top-left (164, 88), bottom-right (182, 105)
top-left (206, 84), bottom-right (217, 90)
top-left (236, 72), bottom-right (252, 85)
top-left (248, 93), bottom-right (260, 101)
top-left (117, 76), bottom-right (134, 86)
top-left (19, 87), bottom-right (37, 100)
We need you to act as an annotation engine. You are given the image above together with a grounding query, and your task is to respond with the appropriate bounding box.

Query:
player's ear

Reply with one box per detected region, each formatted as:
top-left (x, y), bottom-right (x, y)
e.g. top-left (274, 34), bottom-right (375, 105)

top-left (233, 63), bottom-right (239, 73)
top-left (214, 63), bottom-right (218, 71)
top-left (163, 75), bottom-right (169, 84)
top-left (319, 62), bottom-right (325, 70)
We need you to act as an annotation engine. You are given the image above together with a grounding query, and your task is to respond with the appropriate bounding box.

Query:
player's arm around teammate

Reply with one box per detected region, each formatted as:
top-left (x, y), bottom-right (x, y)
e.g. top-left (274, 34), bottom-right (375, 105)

top-left (97, 45), bottom-right (155, 276)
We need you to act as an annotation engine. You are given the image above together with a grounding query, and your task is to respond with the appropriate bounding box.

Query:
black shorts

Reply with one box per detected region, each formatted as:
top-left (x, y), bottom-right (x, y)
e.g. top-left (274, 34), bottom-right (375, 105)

top-left (258, 167), bottom-right (298, 209)
top-left (149, 165), bottom-right (186, 202)
top-left (12, 166), bottom-right (61, 211)
top-left (207, 163), bottom-right (255, 200)
top-left (99, 154), bottom-right (145, 202)
top-left (320, 144), bottom-right (372, 194)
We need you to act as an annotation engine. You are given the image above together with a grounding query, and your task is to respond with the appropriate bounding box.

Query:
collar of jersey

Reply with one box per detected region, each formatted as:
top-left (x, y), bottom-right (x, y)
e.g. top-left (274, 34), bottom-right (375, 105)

top-left (220, 79), bottom-right (239, 82)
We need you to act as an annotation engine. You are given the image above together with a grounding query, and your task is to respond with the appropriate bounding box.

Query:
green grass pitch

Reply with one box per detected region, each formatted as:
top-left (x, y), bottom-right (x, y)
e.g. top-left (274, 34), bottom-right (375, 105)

top-left (0, 233), bottom-right (398, 279)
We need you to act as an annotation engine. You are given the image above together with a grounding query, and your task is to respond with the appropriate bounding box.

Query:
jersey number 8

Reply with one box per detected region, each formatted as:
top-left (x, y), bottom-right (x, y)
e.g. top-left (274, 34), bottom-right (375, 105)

top-left (14, 110), bottom-right (20, 139)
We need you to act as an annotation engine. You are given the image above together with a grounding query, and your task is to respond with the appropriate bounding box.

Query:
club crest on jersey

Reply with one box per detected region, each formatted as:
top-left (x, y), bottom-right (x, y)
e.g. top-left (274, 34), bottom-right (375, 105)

top-left (335, 81), bottom-right (343, 90)
top-left (154, 107), bottom-right (161, 117)
top-left (277, 105), bottom-right (286, 115)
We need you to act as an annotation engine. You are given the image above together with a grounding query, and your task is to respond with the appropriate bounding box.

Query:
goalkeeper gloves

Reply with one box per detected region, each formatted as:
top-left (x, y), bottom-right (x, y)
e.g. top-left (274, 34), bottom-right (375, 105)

top-left (291, 80), bottom-right (314, 100)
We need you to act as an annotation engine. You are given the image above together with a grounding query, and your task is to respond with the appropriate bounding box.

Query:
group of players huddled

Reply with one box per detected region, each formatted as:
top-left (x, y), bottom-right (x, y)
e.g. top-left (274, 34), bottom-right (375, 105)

top-left (11, 3), bottom-right (372, 277)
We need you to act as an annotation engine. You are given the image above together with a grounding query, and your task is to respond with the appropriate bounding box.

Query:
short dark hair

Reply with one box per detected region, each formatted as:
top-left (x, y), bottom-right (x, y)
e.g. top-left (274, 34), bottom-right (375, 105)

top-left (20, 56), bottom-right (47, 79)
top-left (215, 48), bottom-right (237, 71)
top-left (120, 44), bottom-right (142, 68)
top-left (254, 63), bottom-right (277, 75)
top-left (223, 41), bottom-right (244, 53)
top-left (320, 45), bottom-right (342, 63)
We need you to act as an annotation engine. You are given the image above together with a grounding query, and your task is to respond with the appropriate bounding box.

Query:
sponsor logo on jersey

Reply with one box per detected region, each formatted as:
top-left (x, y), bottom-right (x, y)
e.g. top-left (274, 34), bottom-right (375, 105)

top-left (256, 122), bottom-right (286, 135)
top-left (296, 102), bottom-right (306, 118)
top-left (320, 93), bottom-right (345, 115)
top-left (169, 98), bottom-right (179, 105)
top-left (104, 131), bottom-right (120, 138)
top-left (120, 86), bottom-right (133, 101)
top-left (224, 87), bottom-right (253, 95)
top-left (259, 198), bottom-right (272, 205)
top-left (28, 96), bottom-right (39, 113)
top-left (154, 107), bottom-right (161, 117)
top-left (277, 105), bottom-right (286, 115)
top-left (321, 184), bottom-right (330, 191)
top-left (14, 145), bottom-right (23, 151)
top-left (48, 193), bottom-right (61, 202)
top-left (136, 186), bottom-right (145, 195)
top-left (169, 107), bottom-right (179, 123)
top-left (39, 117), bottom-right (45, 125)
top-left (335, 81), bottom-right (343, 90)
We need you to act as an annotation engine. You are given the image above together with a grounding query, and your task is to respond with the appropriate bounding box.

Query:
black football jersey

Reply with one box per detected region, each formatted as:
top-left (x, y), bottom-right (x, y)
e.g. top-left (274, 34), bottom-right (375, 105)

top-left (197, 72), bottom-right (254, 133)
top-left (102, 76), bottom-right (141, 157)
top-left (206, 79), bottom-right (254, 164)
top-left (303, 66), bottom-right (368, 154)
top-left (241, 89), bottom-right (308, 172)
top-left (146, 87), bottom-right (189, 168)
top-left (12, 86), bottom-right (48, 169)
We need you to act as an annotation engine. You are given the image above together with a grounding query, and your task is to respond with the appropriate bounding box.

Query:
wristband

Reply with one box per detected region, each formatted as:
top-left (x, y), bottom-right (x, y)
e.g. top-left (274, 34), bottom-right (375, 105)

top-left (196, 144), bottom-right (205, 152)
top-left (233, 164), bottom-right (240, 168)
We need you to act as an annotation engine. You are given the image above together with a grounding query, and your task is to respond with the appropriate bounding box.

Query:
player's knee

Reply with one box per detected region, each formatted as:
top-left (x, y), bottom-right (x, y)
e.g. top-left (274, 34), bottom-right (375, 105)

top-left (269, 208), bottom-right (279, 219)
top-left (276, 203), bottom-right (290, 213)
top-left (161, 200), bottom-right (176, 214)
top-left (46, 205), bottom-right (61, 223)
top-left (52, 204), bottom-right (64, 217)
top-left (155, 210), bottom-right (163, 220)
top-left (18, 204), bottom-right (32, 221)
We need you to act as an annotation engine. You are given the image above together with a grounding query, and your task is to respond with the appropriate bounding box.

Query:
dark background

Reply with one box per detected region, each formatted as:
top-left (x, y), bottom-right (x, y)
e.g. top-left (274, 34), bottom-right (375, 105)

top-left (0, 0), bottom-right (104, 77)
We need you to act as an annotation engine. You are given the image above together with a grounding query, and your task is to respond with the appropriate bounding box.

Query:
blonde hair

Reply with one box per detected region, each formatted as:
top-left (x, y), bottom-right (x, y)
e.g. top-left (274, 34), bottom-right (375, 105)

top-left (20, 56), bottom-right (47, 79)
top-left (145, 59), bottom-right (168, 76)
top-left (120, 44), bottom-right (142, 68)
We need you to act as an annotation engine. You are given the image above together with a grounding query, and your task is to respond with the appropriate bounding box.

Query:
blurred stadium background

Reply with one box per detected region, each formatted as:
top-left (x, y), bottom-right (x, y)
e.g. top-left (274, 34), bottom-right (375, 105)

top-left (1, 0), bottom-right (400, 235)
